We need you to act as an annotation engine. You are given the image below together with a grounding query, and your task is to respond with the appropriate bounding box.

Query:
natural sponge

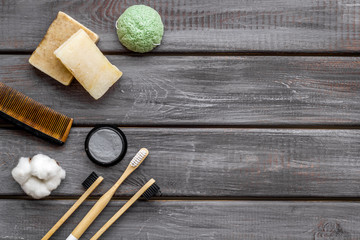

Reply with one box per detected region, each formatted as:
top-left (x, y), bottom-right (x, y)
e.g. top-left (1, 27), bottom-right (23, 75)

top-left (116, 5), bottom-right (164, 53)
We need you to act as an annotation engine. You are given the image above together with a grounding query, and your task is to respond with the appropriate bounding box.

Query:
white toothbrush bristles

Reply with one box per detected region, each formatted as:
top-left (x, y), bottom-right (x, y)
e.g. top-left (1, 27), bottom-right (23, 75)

top-left (130, 148), bottom-right (149, 167)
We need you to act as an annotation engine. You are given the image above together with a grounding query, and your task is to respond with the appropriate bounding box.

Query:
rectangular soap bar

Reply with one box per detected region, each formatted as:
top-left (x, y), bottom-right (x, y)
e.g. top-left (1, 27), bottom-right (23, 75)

top-left (29, 11), bottom-right (99, 86)
top-left (54, 29), bottom-right (122, 100)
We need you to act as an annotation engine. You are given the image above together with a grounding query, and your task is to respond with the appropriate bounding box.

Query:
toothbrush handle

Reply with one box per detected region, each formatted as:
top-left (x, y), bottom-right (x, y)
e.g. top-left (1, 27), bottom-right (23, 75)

top-left (69, 188), bottom-right (115, 239)
top-left (68, 168), bottom-right (133, 239)
top-left (90, 179), bottom-right (156, 240)
top-left (42, 177), bottom-right (103, 240)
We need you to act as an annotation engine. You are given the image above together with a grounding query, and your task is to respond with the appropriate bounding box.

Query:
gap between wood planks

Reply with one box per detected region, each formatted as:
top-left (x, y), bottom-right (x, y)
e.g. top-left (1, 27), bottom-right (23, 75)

top-left (1, 124), bottom-right (360, 130)
top-left (1, 50), bottom-right (360, 56)
top-left (3, 195), bottom-right (360, 202)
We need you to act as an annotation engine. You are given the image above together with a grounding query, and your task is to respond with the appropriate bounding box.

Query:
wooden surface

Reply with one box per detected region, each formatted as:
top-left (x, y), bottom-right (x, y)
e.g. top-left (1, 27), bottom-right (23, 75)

top-left (2, 55), bottom-right (360, 126)
top-left (2, 0), bottom-right (360, 53)
top-left (2, 200), bottom-right (360, 239)
top-left (1, 127), bottom-right (360, 198)
top-left (1, 0), bottom-right (360, 239)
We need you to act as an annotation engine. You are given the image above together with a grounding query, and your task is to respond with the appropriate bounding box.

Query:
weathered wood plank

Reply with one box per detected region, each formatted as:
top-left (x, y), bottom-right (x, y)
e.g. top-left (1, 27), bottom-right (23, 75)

top-left (1, 127), bottom-right (360, 197)
top-left (1, 200), bottom-right (360, 239)
top-left (1, 0), bottom-right (360, 53)
top-left (1, 55), bottom-right (360, 126)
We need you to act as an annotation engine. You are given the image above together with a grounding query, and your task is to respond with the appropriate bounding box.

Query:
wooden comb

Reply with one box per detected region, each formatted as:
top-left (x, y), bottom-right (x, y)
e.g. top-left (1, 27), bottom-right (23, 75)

top-left (0, 82), bottom-right (73, 145)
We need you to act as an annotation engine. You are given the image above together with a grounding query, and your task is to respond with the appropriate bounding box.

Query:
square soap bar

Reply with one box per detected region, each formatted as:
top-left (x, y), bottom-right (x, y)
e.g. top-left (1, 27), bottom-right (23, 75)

top-left (54, 29), bottom-right (122, 100)
top-left (29, 11), bottom-right (99, 86)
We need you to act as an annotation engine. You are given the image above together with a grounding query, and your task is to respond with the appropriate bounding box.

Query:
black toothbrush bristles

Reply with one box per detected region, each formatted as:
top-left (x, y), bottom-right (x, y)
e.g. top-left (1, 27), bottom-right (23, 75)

top-left (82, 172), bottom-right (99, 189)
top-left (142, 183), bottom-right (160, 200)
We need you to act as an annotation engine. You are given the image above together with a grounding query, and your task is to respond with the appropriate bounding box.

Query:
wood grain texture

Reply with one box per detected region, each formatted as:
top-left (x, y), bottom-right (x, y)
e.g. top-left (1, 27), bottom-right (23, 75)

top-left (1, 0), bottom-right (360, 53)
top-left (1, 200), bottom-right (359, 239)
top-left (1, 55), bottom-right (360, 126)
top-left (1, 127), bottom-right (360, 197)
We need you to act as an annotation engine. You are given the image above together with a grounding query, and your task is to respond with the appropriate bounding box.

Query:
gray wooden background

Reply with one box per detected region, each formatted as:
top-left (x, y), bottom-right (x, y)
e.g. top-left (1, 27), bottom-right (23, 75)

top-left (1, 0), bottom-right (360, 239)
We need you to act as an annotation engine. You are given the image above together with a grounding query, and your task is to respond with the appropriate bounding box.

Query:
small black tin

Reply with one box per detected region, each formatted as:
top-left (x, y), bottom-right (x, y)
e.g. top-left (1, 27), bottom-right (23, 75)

top-left (85, 125), bottom-right (127, 166)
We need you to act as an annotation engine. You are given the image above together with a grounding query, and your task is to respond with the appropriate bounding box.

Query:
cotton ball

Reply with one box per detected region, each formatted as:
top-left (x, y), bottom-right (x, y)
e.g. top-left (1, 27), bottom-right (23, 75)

top-left (46, 169), bottom-right (66, 191)
top-left (45, 176), bottom-right (61, 191)
top-left (11, 157), bottom-right (31, 185)
top-left (11, 154), bottom-right (66, 199)
top-left (22, 177), bottom-right (51, 199)
top-left (30, 154), bottom-right (61, 180)
top-left (60, 168), bottom-right (66, 179)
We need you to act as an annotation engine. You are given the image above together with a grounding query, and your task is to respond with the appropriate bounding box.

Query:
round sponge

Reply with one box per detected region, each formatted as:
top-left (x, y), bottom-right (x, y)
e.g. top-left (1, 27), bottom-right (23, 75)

top-left (116, 5), bottom-right (164, 53)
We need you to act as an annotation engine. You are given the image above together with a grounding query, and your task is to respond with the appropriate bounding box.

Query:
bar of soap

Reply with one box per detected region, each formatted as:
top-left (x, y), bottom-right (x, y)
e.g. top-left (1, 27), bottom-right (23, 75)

top-left (29, 11), bottom-right (99, 86)
top-left (54, 29), bottom-right (122, 100)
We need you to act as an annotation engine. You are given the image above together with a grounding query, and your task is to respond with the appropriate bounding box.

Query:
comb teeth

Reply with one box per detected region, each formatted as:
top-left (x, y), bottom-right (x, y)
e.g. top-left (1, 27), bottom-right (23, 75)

top-left (130, 148), bottom-right (149, 167)
top-left (0, 82), bottom-right (73, 145)
top-left (82, 172), bottom-right (99, 189)
top-left (142, 183), bottom-right (160, 200)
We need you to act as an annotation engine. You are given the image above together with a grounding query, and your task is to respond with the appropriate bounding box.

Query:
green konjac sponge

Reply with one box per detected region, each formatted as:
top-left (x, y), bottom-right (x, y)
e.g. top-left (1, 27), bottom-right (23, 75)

top-left (116, 5), bottom-right (164, 53)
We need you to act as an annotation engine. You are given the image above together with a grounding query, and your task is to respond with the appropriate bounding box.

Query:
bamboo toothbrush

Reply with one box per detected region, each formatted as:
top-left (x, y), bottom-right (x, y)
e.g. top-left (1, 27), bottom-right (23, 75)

top-left (66, 148), bottom-right (149, 240)
top-left (42, 172), bottom-right (103, 240)
top-left (0, 82), bottom-right (73, 145)
top-left (90, 178), bottom-right (160, 240)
